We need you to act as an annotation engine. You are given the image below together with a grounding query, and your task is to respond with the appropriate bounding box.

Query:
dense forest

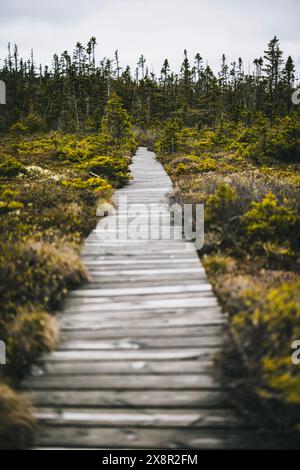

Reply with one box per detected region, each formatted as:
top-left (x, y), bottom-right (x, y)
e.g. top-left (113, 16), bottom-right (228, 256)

top-left (0, 35), bottom-right (299, 133)
top-left (1, 36), bottom-right (300, 448)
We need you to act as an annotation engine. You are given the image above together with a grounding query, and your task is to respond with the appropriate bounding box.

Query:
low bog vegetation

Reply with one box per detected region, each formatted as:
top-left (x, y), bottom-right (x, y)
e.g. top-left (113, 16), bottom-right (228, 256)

top-left (156, 114), bottom-right (300, 443)
top-left (0, 93), bottom-right (136, 448)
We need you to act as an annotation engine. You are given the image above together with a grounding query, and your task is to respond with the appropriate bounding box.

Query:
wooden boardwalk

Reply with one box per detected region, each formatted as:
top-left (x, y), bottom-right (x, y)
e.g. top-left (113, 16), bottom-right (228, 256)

top-left (22, 147), bottom-right (251, 449)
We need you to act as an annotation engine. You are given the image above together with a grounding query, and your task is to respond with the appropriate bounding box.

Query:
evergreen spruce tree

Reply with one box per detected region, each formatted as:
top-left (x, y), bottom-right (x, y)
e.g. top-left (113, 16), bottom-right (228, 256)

top-left (100, 92), bottom-right (135, 151)
top-left (263, 36), bottom-right (284, 109)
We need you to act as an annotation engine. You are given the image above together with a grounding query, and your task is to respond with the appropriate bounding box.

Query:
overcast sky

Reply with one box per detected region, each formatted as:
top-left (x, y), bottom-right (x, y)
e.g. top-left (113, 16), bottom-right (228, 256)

top-left (0, 0), bottom-right (299, 77)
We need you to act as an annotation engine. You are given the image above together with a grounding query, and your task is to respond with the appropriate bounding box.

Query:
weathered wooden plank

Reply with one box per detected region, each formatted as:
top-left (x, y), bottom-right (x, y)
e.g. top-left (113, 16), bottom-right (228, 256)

top-left (60, 306), bottom-right (223, 319)
top-left (61, 303), bottom-right (221, 314)
top-left (84, 237), bottom-right (192, 243)
top-left (24, 374), bottom-right (221, 391)
top-left (57, 336), bottom-right (222, 350)
top-left (70, 285), bottom-right (212, 298)
top-left (29, 360), bottom-right (214, 376)
top-left (89, 274), bottom-right (207, 283)
top-left (63, 297), bottom-right (219, 312)
top-left (34, 408), bottom-right (243, 427)
top-left (60, 316), bottom-right (225, 330)
top-left (24, 390), bottom-right (230, 408)
top-left (79, 279), bottom-right (211, 289)
top-left (81, 257), bottom-right (199, 264)
top-left (67, 292), bottom-right (214, 304)
top-left (84, 238), bottom-right (191, 244)
top-left (41, 348), bottom-right (219, 362)
top-left (83, 252), bottom-right (198, 260)
top-left (82, 262), bottom-right (201, 271)
top-left (84, 257), bottom-right (200, 264)
top-left (82, 249), bottom-right (197, 256)
top-left (60, 325), bottom-right (224, 339)
top-left (35, 427), bottom-right (248, 449)
top-left (83, 268), bottom-right (203, 275)
top-left (83, 260), bottom-right (199, 266)
top-left (115, 187), bottom-right (170, 191)
top-left (86, 281), bottom-right (208, 290)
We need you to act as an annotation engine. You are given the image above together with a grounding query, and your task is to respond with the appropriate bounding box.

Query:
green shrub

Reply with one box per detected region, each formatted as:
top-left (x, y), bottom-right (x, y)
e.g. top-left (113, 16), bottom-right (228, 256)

top-left (198, 157), bottom-right (217, 172)
top-left (61, 177), bottom-right (113, 198)
top-left (0, 156), bottom-right (26, 177)
top-left (191, 130), bottom-right (218, 152)
top-left (0, 190), bottom-right (23, 214)
top-left (9, 122), bottom-right (29, 136)
top-left (168, 154), bottom-right (217, 175)
top-left (229, 115), bottom-right (300, 162)
top-left (155, 118), bottom-right (182, 154)
top-left (173, 155), bottom-right (201, 165)
top-left (232, 281), bottom-right (300, 429)
top-left (56, 138), bottom-right (93, 162)
top-left (242, 193), bottom-right (300, 247)
top-left (77, 155), bottom-right (131, 187)
top-left (264, 115), bottom-right (300, 161)
top-left (10, 114), bottom-right (46, 135)
top-left (205, 183), bottom-right (238, 225)
top-left (21, 114), bottom-right (46, 134)
top-left (17, 137), bottom-right (54, 155)
top-left (174, 162), bottom-right (187, 175)
top-left (176, 128), bottom-right (199, 153)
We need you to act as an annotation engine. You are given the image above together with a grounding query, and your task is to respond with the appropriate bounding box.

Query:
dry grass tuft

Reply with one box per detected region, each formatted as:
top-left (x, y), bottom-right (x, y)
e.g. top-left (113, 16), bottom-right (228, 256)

top-left (0, 384), bottom-right (36, 449)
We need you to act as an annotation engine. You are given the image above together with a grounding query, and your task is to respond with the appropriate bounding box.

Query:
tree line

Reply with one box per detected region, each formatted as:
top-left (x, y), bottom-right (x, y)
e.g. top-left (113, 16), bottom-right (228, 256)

top-left (0, 36), bottom-right (298, 133)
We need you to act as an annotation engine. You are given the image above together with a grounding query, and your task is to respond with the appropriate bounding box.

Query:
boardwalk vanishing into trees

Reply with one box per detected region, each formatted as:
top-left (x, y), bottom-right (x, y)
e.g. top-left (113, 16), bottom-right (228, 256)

top-left (22, 147), bottom-right (257, 449)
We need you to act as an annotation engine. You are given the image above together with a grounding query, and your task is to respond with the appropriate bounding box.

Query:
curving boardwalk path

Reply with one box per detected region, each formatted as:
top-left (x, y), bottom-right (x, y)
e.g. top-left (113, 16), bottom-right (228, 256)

top-left (22, 147), bottom-right (251, 449)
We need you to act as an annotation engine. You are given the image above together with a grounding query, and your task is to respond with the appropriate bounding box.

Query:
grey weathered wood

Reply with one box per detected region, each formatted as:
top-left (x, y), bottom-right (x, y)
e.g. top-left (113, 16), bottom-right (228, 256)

top-left (24, 390), bottom-right (231, 408)
top-left (23, 374), bottom-right (221, 390)
top-left (22, 147), bottom-right (244, 449)
top-left (39, 348), bottom-right (219, 362)
top-left (57, 336), bottom-right (222, 350)
top-left (60, 307), bottom-right (223, 320)
top-left (34, 427), bottom-right (250, 449)
top-left (29, 360), bottom-right (215, 376)
top-left (34, 408), bottom-right (243, 427)
top-left (59, 325), bottom-right (224, 338)
top-left (70, 284), bottom-right (212, 297)
top-left (79, 279), bottom-right (213, 289)
top-left (59, 316), bottom-right (225, 330)
top-left (62, 298), bottom-right (220, 312)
